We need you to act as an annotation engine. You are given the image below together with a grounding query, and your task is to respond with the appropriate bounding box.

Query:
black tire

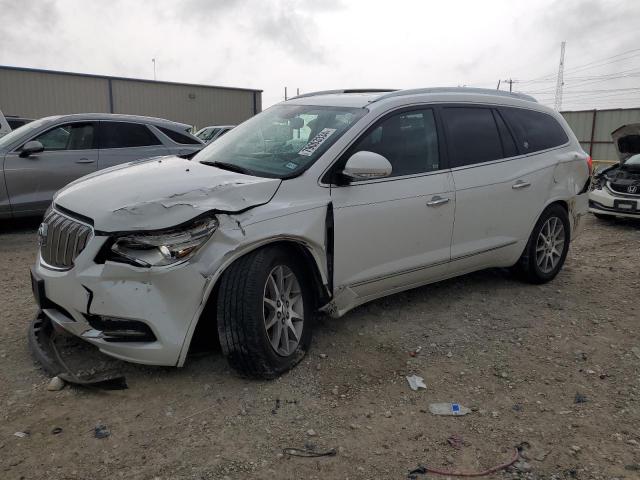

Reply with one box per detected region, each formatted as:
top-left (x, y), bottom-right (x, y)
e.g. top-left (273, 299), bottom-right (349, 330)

top-left (217, 246), bottom-right (313, 378)
top-left (593, 213), bottom-right (612, 220)
top-left (513, 204), bottom-right (571, 284)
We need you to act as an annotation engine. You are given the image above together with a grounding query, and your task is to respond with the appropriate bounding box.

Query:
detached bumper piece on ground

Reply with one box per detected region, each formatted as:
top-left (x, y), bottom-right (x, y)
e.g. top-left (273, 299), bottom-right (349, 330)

top-left (28, 312), bottom-right (127, 390)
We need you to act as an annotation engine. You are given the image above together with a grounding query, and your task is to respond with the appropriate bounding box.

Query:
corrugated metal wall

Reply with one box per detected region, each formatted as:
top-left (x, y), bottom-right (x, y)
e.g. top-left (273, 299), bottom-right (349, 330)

top-left (111, 79), bottom-right (258, 128)
top-left (0, 68), bottom-right (110, 118)
top-left (0, 66), bottom-right (261, 129)
top-left (561, 108), bottom-right (640, 161)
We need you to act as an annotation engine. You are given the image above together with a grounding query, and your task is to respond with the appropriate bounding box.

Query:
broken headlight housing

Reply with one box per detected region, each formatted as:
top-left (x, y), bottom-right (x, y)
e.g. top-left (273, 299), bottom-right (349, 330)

top-left (109, 216), bottom-right (218, 267)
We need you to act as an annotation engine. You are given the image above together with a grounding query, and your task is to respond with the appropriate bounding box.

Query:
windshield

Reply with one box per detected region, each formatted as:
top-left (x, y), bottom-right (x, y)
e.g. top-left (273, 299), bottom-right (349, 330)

top-left (196, 127), bottom-right (219, 142)
top-left (0, 117), bottom-right (54, 150)
top-left (195, 104), bottom-right (366, 178)
top-left (625, 153), bottom-right (640, 166)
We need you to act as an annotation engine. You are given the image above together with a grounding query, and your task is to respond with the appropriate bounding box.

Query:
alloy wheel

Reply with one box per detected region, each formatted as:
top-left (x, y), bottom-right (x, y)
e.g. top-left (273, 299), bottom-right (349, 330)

top-left (263, 265), bottom-right (304, 356)
top-left (535, 216), bottom-right (565, 274)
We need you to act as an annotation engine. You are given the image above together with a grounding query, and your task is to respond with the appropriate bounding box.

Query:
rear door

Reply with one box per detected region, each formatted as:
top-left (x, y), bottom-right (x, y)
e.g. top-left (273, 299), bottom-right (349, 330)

top-left (97, 121), bottom-right (169, 169)
top-left (442, 105), bottom-right (562, 271)
top-left (4, 121), bottom-right (98, 215)
top-left (330, 107), bottom-right (455, 300)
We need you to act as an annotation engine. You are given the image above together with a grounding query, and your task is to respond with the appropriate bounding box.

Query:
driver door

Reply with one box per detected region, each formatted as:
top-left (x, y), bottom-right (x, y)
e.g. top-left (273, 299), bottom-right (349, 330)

top-left (4, 121), bottom-right (98, 215)
top-left (330, 108), bottom-right (455, 301)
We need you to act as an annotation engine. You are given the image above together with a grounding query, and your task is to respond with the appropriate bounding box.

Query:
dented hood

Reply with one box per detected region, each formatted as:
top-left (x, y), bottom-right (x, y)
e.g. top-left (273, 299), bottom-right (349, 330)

top-left (54, 156), bottom-right (281, 232)
top-left (611, 123), bottom-right (640, 162)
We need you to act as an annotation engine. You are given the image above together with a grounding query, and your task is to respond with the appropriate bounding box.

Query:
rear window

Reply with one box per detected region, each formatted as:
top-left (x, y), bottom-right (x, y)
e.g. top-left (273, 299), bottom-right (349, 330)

top-left (501, 107), bottom-right (568, 153)
top-left (158, 126), bottom-right (201, 145)
top-left (442, 107), bottom-right (503, 167)
top-left (98, 122), bottom-right (162, 149)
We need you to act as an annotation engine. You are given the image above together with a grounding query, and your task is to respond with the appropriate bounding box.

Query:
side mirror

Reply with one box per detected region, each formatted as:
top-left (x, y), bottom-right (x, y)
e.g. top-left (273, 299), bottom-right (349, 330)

top-left (341, 151), bottom-right (392, 182)
top-left (20, 140), bottom-right (44, 158)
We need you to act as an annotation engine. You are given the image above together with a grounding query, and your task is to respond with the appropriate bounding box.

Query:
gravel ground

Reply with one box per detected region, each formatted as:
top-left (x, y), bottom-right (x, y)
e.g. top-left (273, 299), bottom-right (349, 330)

top-left (0, 215), bottom-right (639, 480)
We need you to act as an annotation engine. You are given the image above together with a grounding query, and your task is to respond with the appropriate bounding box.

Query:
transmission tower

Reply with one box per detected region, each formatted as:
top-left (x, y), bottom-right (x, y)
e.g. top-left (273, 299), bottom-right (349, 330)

top-left (554, 41), bottom-right (566, 111)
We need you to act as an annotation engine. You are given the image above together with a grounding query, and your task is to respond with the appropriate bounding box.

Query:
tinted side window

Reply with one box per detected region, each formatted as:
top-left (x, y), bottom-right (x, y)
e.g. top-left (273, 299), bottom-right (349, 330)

top-left (158, 126), bottom-right (201, 145)
top-left (33, 123), bottom-right (95, 151)
top-left (349, 109), bottom-right (440, 177)
top-left (501, 107), bottom-right (568, 153)
top-left (98, 122), bottom-right (161, 149)
top-left (493, 110), bottom-right (518, 158)
top-left (442, 107), bottom-right (503, 167)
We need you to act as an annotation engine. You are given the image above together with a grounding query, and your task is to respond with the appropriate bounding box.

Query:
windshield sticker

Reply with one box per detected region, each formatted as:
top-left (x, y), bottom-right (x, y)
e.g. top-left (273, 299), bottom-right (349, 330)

top-left (285, 162), bottom-right (298, 170)
top-left (298, 128), bottom-right (337, 156)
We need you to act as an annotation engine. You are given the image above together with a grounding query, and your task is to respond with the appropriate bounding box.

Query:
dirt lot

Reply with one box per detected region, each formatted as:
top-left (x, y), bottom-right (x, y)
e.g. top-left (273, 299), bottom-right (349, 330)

top-left (0, 215), bottom-right (639, 480)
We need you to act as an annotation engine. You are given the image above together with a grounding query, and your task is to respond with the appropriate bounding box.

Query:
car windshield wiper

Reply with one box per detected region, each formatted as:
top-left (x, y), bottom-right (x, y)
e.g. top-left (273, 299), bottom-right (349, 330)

top-left (200, 161), bottom-right (255, 176)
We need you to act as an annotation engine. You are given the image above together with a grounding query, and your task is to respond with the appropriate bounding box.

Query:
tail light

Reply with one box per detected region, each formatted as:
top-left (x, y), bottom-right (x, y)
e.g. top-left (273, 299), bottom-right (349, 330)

top-left (586, 155), bottom-right (593, 174)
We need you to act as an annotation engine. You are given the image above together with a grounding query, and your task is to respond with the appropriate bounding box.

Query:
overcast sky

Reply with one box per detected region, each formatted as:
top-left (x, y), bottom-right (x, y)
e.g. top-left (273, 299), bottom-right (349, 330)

top-left (2, 0), bottom-right (639, 111)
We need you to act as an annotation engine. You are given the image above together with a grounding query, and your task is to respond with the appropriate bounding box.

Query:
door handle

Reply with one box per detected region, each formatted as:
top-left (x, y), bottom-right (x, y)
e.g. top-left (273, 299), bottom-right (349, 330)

top-left (512, 180), bottom-right (531, 190)
top-left (426, 196), bottom-right (450, 207)
top-left (75, 158), bottom-right (95, 164)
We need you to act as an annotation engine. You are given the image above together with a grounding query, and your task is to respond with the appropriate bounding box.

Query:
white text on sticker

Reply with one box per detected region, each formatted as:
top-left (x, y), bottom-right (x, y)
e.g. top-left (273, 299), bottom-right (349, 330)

top-left (298, 128), bottom-right (337, 156)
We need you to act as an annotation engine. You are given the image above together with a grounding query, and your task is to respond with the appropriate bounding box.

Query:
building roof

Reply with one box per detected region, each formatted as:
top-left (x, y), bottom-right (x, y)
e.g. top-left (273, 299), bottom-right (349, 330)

top-left (0, 65), bottom-right (262, 93)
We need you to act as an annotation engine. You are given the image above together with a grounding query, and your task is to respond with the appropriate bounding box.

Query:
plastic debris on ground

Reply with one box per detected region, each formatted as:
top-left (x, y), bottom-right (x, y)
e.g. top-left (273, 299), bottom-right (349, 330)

top-left (406, 375), bottom-right (426, 391)
top-left (94, 424), bottom-right (110, 439)
top-left (13, 432), bottom-right (29, 438)
top-left (428, 403), bottom-right (471, 416)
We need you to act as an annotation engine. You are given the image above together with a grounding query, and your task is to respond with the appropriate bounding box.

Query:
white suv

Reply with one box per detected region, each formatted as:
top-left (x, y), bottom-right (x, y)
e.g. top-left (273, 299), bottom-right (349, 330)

top-left (30, 88), bottom-right (590, 378)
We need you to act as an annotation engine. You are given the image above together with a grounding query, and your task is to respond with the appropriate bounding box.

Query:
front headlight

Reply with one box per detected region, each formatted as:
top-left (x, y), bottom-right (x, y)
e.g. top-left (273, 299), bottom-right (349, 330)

top-left (109, 216), bottom-right (218, 267)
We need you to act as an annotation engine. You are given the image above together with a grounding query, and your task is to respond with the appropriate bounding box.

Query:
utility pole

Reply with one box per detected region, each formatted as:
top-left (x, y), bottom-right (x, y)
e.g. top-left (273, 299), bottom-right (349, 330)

top-left (502, 78), bottom-right (516, 92)
top-left (496, 80), bottom-right (501, 90)
top-left (152, 58), bottom-right (156, 81)
top-left (296, 88), bottom-right (300, 96)
top-left (284, 86), bottom-right (288, 101)
top-left (554, 41), bottom-right (566, 111)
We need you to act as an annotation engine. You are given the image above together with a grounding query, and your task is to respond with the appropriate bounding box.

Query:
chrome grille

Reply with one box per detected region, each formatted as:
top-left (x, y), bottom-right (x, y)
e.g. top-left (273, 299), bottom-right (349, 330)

top-left (39, 209), bottom-right (92, 270)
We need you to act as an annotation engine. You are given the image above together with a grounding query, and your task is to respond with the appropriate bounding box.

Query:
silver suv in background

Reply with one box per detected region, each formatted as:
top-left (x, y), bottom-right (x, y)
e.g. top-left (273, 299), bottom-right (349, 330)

top-left (0, 113), bottom-right (203, 219)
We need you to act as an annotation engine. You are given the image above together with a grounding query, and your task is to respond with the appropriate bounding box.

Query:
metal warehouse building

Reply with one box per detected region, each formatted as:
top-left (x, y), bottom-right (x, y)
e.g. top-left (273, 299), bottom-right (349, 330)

top-left (0, 65), bottom-right (262, 129)
top-left (561, 108), bottom-right (640, 161)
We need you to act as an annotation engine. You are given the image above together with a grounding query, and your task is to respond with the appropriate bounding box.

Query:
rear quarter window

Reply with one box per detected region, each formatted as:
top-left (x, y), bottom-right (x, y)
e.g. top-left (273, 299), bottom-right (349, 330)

top-left (158, 126), bottom-right (201, 145)
top-left (500, 107), bottom-right (568, 153)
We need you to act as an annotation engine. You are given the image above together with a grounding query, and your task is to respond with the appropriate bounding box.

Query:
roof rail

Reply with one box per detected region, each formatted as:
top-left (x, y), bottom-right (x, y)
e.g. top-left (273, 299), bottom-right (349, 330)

top-left (372, 87), bottom-right (537, 103)
top-left (290, 88), bottom-right (397, 100)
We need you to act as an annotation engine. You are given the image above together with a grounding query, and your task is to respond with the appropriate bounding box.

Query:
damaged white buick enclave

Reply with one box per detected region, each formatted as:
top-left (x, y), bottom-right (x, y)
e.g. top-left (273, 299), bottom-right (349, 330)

top-left (30, 88), bottom-right (591, 378)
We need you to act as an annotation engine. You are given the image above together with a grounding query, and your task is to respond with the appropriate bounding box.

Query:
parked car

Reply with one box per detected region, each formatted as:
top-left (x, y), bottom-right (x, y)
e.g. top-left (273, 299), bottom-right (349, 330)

top-left (29, 88), bottom-right (590, 379)
top-left (589, 123), bottom-right (640, 220)
top-left (0, 109), bottom-right (10, 139)
top-left (6, 115), bottom-right (34, 130)
top-left (0, 113), bottom-right (203, 219)
top-left (195, 125), bottom-right (235, 143)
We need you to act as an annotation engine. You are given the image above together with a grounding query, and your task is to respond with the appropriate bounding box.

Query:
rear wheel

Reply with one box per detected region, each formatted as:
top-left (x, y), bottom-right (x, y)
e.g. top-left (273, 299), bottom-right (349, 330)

top-left (217, 246), bottom-right (313, 378)
top-left (513, 204), bottom-right (570, 284)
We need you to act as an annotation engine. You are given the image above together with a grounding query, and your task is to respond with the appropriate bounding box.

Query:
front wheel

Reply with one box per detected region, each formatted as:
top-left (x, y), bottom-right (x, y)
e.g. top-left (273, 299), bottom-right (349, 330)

top-left (513, 204), bottom-right (570, 284)
top-left (217, 246), bottom-right (313, 378)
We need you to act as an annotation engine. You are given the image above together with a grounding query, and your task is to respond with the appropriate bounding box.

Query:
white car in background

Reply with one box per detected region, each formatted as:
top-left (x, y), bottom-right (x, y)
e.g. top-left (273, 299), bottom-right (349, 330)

top-left (589, 123), bottom-right (640, 220)
top-left (195, 125), bottom-right (235, 143)
top-left (30, 88), bottom-right (590, 379)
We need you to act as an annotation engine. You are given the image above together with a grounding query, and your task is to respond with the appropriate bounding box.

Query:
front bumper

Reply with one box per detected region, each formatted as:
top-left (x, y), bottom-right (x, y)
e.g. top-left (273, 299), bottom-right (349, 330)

top-left (31, 235), bottom-right (209, 366)
top-left (589, 187), bottom-right (640, 219)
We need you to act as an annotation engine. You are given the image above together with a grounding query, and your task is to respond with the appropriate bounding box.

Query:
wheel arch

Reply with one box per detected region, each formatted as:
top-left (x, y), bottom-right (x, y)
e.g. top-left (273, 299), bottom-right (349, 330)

top-left (177, 237), bottom-right (330, 366)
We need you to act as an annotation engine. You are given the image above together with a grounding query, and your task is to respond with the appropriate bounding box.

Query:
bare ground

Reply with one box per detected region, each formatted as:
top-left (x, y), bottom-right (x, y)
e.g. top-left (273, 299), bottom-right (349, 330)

top-left (0, 215), bottom-right (639, 480)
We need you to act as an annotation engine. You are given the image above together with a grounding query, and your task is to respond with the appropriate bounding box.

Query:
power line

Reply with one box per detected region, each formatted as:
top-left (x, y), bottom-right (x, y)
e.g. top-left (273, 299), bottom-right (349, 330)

top-left (519, 47), bottom-right (640, 84)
